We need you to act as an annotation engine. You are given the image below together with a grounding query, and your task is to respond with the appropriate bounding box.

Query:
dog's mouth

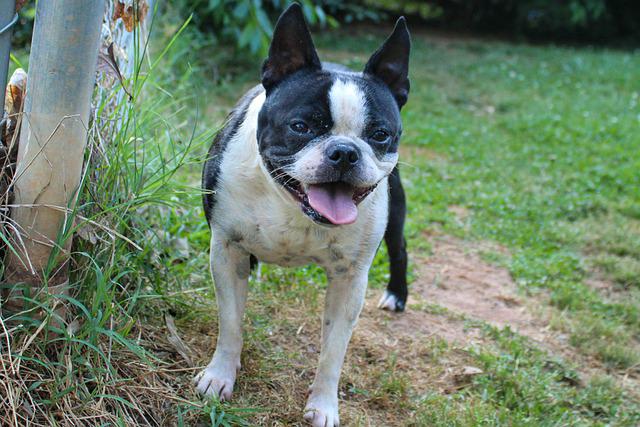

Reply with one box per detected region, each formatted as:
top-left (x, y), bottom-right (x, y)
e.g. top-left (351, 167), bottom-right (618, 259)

top-left (280, 175), bottom-right (376, 226)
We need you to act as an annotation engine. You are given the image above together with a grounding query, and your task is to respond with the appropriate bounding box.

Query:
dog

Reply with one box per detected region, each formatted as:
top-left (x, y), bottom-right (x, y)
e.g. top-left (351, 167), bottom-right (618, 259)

top-left (196, 4), bottom-right (410, 425)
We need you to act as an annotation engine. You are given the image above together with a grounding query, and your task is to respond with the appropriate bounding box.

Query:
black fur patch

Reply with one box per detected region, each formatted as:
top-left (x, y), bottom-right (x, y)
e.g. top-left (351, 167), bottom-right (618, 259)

top-left (363, 18), bottom-right (411, 108)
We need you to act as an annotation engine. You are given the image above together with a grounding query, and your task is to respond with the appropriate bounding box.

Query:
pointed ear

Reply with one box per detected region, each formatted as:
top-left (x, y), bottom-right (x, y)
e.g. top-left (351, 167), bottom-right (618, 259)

top-left (364, 17), bottom-right (411, 108)
top-left (262, 3), bottom-right (321, 90)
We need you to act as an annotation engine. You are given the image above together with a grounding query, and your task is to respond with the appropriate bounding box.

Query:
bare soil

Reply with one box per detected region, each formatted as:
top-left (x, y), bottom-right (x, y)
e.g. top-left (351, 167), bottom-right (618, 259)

top-left (410, 234), bottom-right (553, 344)
top-left (375, 233), bottom-right (640, 398)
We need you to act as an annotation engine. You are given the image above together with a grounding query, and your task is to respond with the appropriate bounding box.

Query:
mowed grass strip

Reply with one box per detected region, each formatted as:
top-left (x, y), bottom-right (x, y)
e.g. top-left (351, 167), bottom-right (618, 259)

top-left (317, 28), bottom-right (640, 356)
top-left (174, 30), bottom-right (640, 424)
top-left (395, 34), bottom-right (640, 372)
top-left (250, 31), bottom-right (640, 424)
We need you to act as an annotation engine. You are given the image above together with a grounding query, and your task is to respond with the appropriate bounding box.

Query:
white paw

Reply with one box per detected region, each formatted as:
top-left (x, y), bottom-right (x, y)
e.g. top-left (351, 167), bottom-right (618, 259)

top-left (304, 394), bottom-right (339, 427)
top-left (193, 356), bottom-right (240, 401)
top-left (377, 290), bottom-right (399, 311)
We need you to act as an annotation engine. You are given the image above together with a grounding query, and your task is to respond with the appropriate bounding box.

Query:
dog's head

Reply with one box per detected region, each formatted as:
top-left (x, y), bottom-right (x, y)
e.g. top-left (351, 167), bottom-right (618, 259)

top-left (257, 4), bottom-right (410, 226)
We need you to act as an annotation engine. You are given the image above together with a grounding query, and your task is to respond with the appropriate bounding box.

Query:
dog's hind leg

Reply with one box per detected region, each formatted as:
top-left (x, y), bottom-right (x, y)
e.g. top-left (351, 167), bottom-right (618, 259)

top-left (378, 166), bottom-right (408, 312)
top-left (194, 233), bottom-right (250, 401)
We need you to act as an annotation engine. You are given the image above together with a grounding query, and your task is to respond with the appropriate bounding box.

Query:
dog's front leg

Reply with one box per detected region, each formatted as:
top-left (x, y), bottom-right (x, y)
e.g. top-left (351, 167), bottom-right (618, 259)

top-left (304, 269), bottom-right (368, 427)
top-left (195, 234), bottom-right (250, 401)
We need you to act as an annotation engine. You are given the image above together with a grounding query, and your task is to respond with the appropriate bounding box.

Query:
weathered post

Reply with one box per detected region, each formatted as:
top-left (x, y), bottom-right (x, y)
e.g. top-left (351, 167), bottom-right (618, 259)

top-left (0, 0), bottom-right (16, 109)
top-left (4, 0), bottom-right (105, 314)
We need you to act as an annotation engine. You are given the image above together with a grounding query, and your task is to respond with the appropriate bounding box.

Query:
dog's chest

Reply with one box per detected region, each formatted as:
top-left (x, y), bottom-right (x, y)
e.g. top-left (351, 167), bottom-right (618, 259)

top-left (211, 91), bottom-right (388, 269)
top-left (241, 219), bottom-right (349, 267)
top-left (215, 175), bottom-right (362, 267)
top-left (218, 179), bottom-right (389, 272)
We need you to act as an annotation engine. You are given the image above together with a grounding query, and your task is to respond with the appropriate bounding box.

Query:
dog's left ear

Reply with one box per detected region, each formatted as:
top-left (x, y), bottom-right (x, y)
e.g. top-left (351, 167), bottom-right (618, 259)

top-left (262, 3), bottom-right (321, 91)
top-left (364, 17), bottom-right (411, 108)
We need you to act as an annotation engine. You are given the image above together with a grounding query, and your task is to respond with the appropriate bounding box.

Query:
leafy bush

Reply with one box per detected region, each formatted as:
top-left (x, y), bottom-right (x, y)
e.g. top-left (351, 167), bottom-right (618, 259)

top-left (8, 4), bottom-right (35, 50)
top-left (321, 0), bottom-right (639, 42)
top-left (431, 0), bottom-right (640, 41)
top-left (171, 0), bottom-right (443, 56)
top-left (318, 0), bottom-right (384, 23)
top-left (363, 0), bottom-right (443, 20)
top-left (172, 0), bottom-right (332, 56)
top-left (12, 0), bottom-right (640, 57)
top-left (319, 0), bottom-right (442, 24)
top-left (511, 0), bottom-right (613, 39)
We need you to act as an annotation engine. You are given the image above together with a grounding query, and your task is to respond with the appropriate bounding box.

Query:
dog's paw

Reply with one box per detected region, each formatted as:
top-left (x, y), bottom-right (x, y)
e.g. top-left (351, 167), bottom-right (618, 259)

top-left (304, 394), bottom-right (339, 427)
top-left (377, 290), bottom-right (405, 312)
top-left (193, 358), bottom-right (239, 401)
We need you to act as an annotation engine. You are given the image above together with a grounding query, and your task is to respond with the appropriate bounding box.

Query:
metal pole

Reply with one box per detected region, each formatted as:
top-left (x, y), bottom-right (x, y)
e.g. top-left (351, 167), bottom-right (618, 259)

top-left (5, 0), bottom-right (105, 301)
top-left (0, 0), bottom-right (16, 110)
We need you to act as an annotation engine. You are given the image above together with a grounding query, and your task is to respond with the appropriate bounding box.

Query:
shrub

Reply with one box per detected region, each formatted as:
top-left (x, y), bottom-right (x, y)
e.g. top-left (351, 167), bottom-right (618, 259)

top-left (171, 0), bottom-right (332, 56)
top-left (430, 0), bottom-right (640, 42)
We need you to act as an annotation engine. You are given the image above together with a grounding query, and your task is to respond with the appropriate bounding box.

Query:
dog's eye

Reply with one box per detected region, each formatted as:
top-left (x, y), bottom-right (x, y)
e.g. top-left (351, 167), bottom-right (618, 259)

top-left (290, 121), bottom-right (310, 134)
top-left (371, 129), bottom-right (390, 143)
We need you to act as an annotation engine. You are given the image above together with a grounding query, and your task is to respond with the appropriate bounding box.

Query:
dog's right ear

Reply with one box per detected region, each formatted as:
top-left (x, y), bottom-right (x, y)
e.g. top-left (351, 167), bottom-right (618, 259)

top-left (364, 17), bottom-right (411, 108)
top-left (262, 3), bottom-right (321, 91)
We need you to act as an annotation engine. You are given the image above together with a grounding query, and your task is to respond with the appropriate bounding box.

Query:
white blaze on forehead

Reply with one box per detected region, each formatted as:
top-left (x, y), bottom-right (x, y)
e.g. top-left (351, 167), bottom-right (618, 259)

top-left (329, 79), bottom-right (367, 137)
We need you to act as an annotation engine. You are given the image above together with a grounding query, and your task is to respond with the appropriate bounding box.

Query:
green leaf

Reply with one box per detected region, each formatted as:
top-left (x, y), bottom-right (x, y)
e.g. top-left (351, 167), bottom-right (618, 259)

top-left (255, 8), bottom-right (272, 35)
top-left (208, 0), bottom-right (222, 9)
top-left (233, 1), bottom-right (250, 19)
top-left (301, 1), bottom-right (317, 25)
top-left (9, 52), bottom-right (24, 69)
top-left (238, 22), bottom-right (255, 48)
top-left (315, 5), bottom-right (327, 26)
top-left (250, 31), bottom-right (264, 54)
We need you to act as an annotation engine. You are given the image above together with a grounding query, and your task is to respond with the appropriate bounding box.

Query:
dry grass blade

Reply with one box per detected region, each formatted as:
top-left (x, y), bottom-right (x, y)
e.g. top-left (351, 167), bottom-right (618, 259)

top-left (97, 42), bottom-right (133, 99)
top-left (165, 313), bottom-right (194, 367)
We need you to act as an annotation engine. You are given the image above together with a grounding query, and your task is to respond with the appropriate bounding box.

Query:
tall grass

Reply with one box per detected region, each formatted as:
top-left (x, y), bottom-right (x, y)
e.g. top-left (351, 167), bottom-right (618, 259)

top-left (0, 10), bottom-right (222, 425)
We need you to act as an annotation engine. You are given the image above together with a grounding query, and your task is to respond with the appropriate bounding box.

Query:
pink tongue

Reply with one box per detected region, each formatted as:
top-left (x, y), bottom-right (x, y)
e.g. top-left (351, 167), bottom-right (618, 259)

top-left (307, 183), bottom-right (358, 225)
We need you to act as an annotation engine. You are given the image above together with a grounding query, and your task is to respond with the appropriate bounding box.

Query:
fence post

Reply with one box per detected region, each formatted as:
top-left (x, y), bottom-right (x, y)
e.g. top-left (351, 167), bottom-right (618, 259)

top-left (0, 0), bottom-right (16, 110)
top-left (4, 0), bottom-right (105, 315)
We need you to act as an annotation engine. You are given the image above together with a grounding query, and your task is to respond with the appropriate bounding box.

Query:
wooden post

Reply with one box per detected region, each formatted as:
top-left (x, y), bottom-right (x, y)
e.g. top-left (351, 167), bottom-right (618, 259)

top-left (3, 0), bottom-right (105, 313)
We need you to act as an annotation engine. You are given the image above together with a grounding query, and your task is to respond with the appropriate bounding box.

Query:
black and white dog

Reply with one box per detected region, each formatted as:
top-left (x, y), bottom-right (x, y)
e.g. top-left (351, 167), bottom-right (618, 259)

top-left (196, 4), bottom-right (410, 425)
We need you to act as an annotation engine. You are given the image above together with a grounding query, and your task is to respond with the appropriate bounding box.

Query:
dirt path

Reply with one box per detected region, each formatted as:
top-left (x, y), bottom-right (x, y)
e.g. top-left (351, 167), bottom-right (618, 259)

top-left (359, 233), bottom-right (640, 399)
top-left (408, 234), bottom-right (554, 344)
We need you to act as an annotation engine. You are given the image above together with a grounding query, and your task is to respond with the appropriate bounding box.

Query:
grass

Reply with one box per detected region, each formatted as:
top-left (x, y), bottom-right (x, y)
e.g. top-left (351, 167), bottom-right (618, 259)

top-left (2, 14), bottom-right (640, 427)
top-left (393, 34), bottom-right (640, 372)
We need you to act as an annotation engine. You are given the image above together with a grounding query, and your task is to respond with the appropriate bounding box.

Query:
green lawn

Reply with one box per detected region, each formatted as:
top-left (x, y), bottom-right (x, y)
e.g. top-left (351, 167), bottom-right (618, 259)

top-left (322, 30), bottom-right (639, 425)
top-left (3, 23), bottom-right (640, 426)
top-left (171, 28), bottom-right (640, 425)
top-left (390, 31), bottom-right (640, 373)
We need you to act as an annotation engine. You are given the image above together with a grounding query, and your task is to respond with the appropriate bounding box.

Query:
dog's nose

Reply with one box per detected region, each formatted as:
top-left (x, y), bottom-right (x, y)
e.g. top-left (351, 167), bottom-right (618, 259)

top-left (326, 143), bottom-right (360, 171)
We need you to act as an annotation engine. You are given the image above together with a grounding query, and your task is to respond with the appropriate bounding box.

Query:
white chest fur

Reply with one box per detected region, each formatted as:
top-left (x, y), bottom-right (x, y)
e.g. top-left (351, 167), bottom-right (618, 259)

top-left (211, 91), bottom-right (390, 271)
